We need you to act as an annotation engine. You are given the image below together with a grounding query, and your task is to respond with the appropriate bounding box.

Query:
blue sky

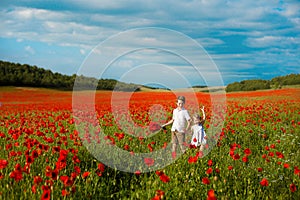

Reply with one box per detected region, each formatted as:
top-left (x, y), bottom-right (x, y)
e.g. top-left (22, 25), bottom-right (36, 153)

top-left (0, 0), bottom-right (299, 87)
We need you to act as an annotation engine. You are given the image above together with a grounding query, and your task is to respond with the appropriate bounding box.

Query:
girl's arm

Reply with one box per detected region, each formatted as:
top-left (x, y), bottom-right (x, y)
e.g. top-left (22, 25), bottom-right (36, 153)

top-left (200, 106), bottom-right (206, 124)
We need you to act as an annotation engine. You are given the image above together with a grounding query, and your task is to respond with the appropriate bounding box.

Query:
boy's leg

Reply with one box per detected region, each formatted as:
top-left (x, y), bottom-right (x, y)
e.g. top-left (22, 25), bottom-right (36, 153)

top-left (177, 132), bottom-right (186, 153)
top-left (171, 131), bottom-right (178, 153)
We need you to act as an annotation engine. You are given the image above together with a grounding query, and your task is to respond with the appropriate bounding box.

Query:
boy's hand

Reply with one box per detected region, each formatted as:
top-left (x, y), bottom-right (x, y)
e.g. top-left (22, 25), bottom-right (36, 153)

top-left (160, 125), bottom-right (167, 130)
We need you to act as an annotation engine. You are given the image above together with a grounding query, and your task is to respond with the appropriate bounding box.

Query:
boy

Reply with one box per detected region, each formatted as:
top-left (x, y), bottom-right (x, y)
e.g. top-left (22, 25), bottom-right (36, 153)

top-left (161, 96), bottom-right (191, 156)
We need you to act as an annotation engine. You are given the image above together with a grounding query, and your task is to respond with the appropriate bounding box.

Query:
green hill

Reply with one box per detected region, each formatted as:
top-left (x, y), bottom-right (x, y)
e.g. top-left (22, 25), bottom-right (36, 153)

top-left (226, 74), bottom-right (300, 92)
top-left (0, 60), bottom-right (141, 91)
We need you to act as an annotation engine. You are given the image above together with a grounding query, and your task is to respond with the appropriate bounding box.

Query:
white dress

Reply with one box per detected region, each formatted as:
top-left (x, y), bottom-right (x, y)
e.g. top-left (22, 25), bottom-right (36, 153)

top-left (191, 124), bottom-right (206, 146)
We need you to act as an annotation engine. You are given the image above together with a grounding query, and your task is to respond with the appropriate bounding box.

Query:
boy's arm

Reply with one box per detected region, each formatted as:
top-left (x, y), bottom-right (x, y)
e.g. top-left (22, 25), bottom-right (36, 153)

top-left (186, 118), bottom-right (192, 132)
top-left (161, 119), bottom-right (174, 127)
top-left (161, 110), bottom-right (175, 127)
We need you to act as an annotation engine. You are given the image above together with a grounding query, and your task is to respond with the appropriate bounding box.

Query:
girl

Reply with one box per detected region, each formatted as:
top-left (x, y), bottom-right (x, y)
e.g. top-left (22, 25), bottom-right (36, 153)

top-left (190, 106), bottom-right (206, 152)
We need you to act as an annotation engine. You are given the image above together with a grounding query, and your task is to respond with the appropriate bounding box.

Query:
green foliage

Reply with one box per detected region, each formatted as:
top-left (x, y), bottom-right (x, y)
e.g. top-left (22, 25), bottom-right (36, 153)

top-left (226, 74), bottom-right (300, 92)
top-left (270, 73), bottom-right (300, 88)
top-left (226, 79), bottom-right (271, 92)
top-left (0, 60), bottom-right (141, 91)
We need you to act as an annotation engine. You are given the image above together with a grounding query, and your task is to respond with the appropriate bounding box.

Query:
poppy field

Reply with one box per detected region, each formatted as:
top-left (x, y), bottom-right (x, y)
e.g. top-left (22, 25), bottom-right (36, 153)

top-left (0, 87), bottom-right (299, 199)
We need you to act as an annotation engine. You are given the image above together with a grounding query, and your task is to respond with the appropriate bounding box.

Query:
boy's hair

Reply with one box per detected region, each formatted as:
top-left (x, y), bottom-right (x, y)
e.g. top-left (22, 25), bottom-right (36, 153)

top-left (177, 96), bottom-right (185, 103)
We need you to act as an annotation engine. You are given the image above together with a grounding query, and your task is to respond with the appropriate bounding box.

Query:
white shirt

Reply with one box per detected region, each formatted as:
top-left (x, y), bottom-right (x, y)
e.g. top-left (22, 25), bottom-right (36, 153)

top-left (191, 124), bottom-right (206, 146)
top-left (171, 108), bottom-right (191, 132)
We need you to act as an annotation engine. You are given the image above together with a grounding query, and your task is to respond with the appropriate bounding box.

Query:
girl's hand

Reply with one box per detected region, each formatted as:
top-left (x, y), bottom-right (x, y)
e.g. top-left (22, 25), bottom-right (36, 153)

top-left (201, 106), bottom-right (205, 111)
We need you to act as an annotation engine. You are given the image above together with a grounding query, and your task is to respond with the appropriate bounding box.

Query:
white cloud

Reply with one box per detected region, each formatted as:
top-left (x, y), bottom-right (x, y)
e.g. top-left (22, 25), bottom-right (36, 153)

top-left (80, 49), bottom-right (86, 55)
top-left (25, 45), bottom-right (35, 54)
top-left (245, 36), bottom-right (300, 48)
top-left (196, 38), bottom-right (224, 47)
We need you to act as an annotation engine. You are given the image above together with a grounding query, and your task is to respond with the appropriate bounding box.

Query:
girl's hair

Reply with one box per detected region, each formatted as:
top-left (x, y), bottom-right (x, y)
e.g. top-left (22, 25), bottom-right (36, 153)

top-left (193, 113), bottom-right (202, 120)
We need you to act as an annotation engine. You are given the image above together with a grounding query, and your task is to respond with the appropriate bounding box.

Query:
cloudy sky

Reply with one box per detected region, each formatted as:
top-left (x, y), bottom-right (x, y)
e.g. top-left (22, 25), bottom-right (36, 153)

top-left (0, 0), bottom-right (299, 87)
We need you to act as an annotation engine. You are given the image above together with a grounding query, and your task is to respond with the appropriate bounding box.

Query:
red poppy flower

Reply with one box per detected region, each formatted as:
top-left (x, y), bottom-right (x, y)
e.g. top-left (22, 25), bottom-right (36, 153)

top-left (31, 185), bottom-right (37, 194)
top-left (11, 170), bottom-right (23, 181)
top-left (283, 163), bottom-right (290, 169)
top-left (98, 163), bottom-right (105, 172)
top-left (96, 171), bottom-right (103, 177)
top-left (207, 159), bottom-right (213, 166)
top-left (162, 142), bottom-right (167, 149)
top-left (244, 148), bottom-right (251, 155)
top-left (41, 187), bottom-right (51, 200)
top-left (0, 159), bottom-right (8, 170)
top-left (188, 156), bottom-right (198, 164)
top-left (51, 170), bottom-right (58, 180)
top-left (135, 170), bottom-right (141, 176)
top-left (82, 171), bottom-right (90, 179)
top-left (257, 167), bottom-right (263, 172)
top-left (207, 189), bottom-right (217, 200)
top-left (260, 178), bottom-right (269, 187)
top-left (276, 152), bottom-right (284, 159)
top-left (294, 166), bottom-right (300, 175)
top-left (151, 195), bottom-right (160, 200)
top-left (156, 190), bottom-right (165, 197)
top-left (147, 144), bottom-right (153, 152)
top-left (60, 175), bottom-right (74, 187)
top-left (73, 166), bottom-right (81, 176)
top-left (206, 168), bottom-right (213, 175)
top-left (268, 152), bottom-right (274, 157)
top-left (196, 151), bottom-right (203, 158)
top-left (228, 166), bottom-right (233, 170)
top-left (62, 189), bottom-right (69, 196)
top-left (202, 177), bottom-right (210, 185)
top-left (144, 158), bottom-right (154, 167)
top-left (159, 173), bottom-right (170, 183)
top-left (31, 150), bottom-right (39, 158)
top-left (56, 159), bottom-right (67, 170)
top-left (114, 132), bottom-right (125, 140)
top-left (233, 153), bottom-right (240, 160)
top-left (152, 190), bottom-right (165, 200)
top-left (242, 156), bottom-right (248, 163)
top-left (52, 146), bottom-right (60, 153)
top-left (265, 146), bottom-right (270, 151)
top-left (155, 171), bottom-right (163, 176)
top-left (26, 155), bottom-right (34, 165)
top-left (34, 176), bottom-right (43, 185)
top-left (124, 144), bottom-right (130, 150)
top-left (290, 183), bottom-right (297, 193)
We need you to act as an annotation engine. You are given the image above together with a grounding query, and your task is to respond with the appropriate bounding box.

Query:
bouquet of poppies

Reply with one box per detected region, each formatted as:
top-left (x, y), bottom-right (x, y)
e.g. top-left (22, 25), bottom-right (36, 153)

top-left (149, 122), bottom-right (162, 132)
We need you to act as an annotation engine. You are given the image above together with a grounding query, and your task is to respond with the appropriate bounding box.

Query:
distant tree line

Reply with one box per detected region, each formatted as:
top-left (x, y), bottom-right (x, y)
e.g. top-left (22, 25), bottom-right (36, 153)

top-left (0, 60), bottom-right (141, 91)
top-left (1, 60), bottom-right (299, 92)
top-left (226, 73), bottom-right (300, 92)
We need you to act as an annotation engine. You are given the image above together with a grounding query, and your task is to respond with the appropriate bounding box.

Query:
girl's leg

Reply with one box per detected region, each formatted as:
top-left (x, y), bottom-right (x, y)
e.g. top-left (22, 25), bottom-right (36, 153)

top-left (199, 144), bottom-right (204, 152)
